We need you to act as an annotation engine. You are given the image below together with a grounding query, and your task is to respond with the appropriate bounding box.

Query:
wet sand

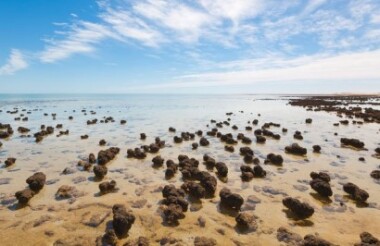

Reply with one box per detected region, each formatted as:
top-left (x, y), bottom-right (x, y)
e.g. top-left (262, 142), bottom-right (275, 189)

top-left (0, 94), bottom-right (379, 246)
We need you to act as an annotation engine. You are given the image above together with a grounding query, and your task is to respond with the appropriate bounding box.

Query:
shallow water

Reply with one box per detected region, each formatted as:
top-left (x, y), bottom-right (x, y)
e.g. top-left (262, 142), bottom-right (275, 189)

top-left (0, 94), bottom-right (379, 246)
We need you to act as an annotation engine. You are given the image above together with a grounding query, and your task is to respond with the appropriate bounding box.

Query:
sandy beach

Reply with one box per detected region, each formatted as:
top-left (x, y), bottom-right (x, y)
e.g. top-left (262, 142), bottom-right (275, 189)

top-left (0, 94), bottom-right (379, 246)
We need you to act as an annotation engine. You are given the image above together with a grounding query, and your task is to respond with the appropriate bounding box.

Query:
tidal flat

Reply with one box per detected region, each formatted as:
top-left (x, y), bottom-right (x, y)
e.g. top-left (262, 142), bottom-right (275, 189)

top-left (0, 94), bottom-right (379, 246)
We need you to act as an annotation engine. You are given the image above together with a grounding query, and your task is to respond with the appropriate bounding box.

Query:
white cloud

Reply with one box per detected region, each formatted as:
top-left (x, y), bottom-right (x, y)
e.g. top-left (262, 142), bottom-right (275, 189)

top-left (133, 0), bottom-right (214, 42)
top-left (100, 7), bottom-right (164, 46)
top-left (39, 21), bottom-right (118, 63)
top-left (0, 49), bottom-right (28, 75)
top-left (371, 13), bottom-right (380, 23)
top-left (302, 0), bottom-right (327, 15)
top-left (138, 50), bottom-right (380, 89)
top-left (198, 0), bottom-right (264, 23)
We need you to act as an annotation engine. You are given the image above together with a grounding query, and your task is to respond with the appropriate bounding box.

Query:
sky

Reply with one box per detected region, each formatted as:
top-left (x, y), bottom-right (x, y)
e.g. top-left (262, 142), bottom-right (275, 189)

top-left (0, 0), bottom-right (380, 94)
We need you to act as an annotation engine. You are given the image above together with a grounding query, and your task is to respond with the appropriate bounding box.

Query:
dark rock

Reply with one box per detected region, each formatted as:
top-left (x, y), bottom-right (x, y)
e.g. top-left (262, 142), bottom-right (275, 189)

top-left (313, 145), bottom-right (321, 153)
top-left (253, 165), bottom-right (266, 177)
top-left (310, 179), bottom-right (333, 197)
top-left (102, 229), bottom-right (117, 245)
top-left (305, 118), bottom-right (312, 124)
top-left (61, 167), bottom-right (76, 175)
top-left (375, 147), bottom-right (380, 154)
top-left (97, 147), bottom-right (120, 165)
top-left (219, 187), bottom-right (244, 210)
top-left (235, 212), bottom-right (257, 231)
top-left (140, 133), bottom-right (146, 140)
top-left (355, 232), bottom-right (379, 245)
top-left (124, 237), bottom-right (150, 246)
top-left (120, 120), bottom-right (127, 125)
top-left (0, 131), bottom-right (10, 139)
top-left (276, 227), bottom-right (303, 244)
top-left (341, 138), bottom-right (365, 149)
top-left (215, 162), bottom-right (228, 177)
top-left (169, 127), bottom-right (176, 132)
top-left (89, 153), bottom-right (96, 164)
top-left (17, 126), bottom-right (30, 133)
top-left (282, 197), bottom-right (314, 219)
top-left (26, 172), bottom-right (46, 191)
top-left (303, 234), bottom-right (333, 246)
top-left (294, 131), bottom-right (303, 140)
top-left (240, 147), bottom-right (254, 156)
top-left (192, 142), bottom-right (199, 149)
top-left (194, 236), bottom-right (216, 246)
top-left (285, 143), bottom-right (307, 155)
top-left (99, 139), bottom-right (106, 146)
top-left (256, 135), bottom-right (266, 143)
top-left (310, 172), bottom-right (331, 182)
top-left (264, 153), bottom-right (283, 165)
top-left (112, 204), bottom-right (135, 237)
top-left (99, 180), bottom-right (117, 194)
top-left (4, 157), bottom-right (16, 167)
top-left (181, 181), bottom-right (205, 199)
top-left (152, 155), bottom-right (164, 167)
top-left (198, 171), bottom-right (217, 196)
top-left (224, 145), bottom-right (234, 152)
top-left (370, 170), bottom-right (380, 179)
top-left (199, 137), bottom-right (210, 146)
top-left (94, 165), bottom-right (108, 179)
top-left (15, 189), bottom-right (35, 204)
top-left (173, 136), bottom-right (182, 143)
top-left (343, 183), bottom-right (369, 202)
top-left (55, 185), bottom-right (83, 199)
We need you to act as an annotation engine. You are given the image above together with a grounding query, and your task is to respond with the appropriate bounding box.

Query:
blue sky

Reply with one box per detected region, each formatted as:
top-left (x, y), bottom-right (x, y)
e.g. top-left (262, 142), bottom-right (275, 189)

top-left (0, 0), bottom-right (380, 93)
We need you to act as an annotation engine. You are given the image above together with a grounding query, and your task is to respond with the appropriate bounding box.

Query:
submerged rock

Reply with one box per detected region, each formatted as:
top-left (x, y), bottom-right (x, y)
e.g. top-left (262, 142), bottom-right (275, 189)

top-left (276, 227), bottom-right (303, 244)
top-left (235, 212), bottom-right (257, 232)
top-left (56, 185), bottom-right (83, 199)
top-left (194, 236), bottom-right (216, 246)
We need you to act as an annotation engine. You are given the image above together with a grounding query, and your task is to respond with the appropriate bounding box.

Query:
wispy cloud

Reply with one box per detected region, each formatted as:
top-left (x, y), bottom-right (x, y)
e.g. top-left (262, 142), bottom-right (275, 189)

top-left (39, 21), bottom-right (118, 63)
top-left (6, 0), bottom-right (380, 87)
top-left (0, 49), bottom-right (28, 75)
top-left (130, 50), bottom-right (380, 89)
top-left (100, 6), bottom-right (164, 46)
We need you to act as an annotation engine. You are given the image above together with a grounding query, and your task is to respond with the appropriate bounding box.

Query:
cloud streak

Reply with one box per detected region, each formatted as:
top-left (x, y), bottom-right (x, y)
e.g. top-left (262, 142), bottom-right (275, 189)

top-left (39, 21), bottom-right (119, 63)
top-left (0, 49), bottom-right (28, 75)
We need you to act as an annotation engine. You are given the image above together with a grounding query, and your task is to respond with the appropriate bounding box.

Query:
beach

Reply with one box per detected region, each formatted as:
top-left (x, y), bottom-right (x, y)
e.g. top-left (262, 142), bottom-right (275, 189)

top-left (0, 94), bottom-right (379, 246)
